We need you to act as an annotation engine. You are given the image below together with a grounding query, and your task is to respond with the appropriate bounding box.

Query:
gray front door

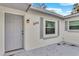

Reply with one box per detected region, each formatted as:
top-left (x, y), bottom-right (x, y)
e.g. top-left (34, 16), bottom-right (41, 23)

top-left (5, 13), bottom-right (23, 52)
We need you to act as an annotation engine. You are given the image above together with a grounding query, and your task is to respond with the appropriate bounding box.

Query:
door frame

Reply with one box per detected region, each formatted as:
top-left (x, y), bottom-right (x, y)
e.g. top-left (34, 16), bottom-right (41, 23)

top-left (4, 13), bottom-right (24, 53)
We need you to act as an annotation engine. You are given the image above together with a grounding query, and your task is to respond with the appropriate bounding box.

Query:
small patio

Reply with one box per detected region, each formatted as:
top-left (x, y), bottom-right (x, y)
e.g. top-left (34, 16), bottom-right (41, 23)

top-left (5, 42), bottom-right (79, 56)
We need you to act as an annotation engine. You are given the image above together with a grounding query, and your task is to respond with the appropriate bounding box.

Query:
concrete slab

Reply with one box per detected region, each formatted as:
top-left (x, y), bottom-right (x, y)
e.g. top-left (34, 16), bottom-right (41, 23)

top-left (5, 43), bottom-right (79, 56)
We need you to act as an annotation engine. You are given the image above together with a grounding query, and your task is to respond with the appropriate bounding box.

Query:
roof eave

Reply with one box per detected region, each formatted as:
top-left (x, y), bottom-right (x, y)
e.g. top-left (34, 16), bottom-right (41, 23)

top-left (30, 6), bottom-right (64, 19)
top-left (64, 13), bottom-right (79, 19)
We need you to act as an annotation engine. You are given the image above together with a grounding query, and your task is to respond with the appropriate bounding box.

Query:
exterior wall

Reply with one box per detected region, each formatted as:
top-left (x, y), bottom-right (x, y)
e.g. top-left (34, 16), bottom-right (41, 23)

top-left (0, 5), bottom-right (64, 55)
top-left (0, 4), bottom-right (79, 56)
top-left (64, 16), bottom-right (79, 44)
top-left (24, 10), bottom-right (64, 50)
top-left (0, 6), bottom-right (25, 55)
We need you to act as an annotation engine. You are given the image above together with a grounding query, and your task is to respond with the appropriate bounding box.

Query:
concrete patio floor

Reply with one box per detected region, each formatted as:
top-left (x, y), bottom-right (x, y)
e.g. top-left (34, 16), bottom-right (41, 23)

top-left (5, 42), bottom-right (79, 56)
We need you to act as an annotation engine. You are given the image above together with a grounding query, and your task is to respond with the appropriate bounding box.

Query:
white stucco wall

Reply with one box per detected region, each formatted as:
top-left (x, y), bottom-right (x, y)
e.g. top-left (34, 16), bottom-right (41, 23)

top-left (64, 16), bottom-right (79, 44)
top-left (0, 5), bottom-right (64, 55)
top-left (24, 10), bottom-right (64, 50)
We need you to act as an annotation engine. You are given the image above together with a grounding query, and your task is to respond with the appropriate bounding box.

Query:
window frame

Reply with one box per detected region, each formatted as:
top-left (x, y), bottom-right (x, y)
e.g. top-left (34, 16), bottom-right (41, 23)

top-left (43, 19), bottom-right (58, 38)
top-left (67, 20), bottom-right (79, 31)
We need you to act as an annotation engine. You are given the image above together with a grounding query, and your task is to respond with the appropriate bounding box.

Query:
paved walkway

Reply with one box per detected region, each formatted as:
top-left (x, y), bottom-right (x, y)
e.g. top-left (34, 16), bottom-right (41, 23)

top-left (12, 43), bottom-right (79, 56)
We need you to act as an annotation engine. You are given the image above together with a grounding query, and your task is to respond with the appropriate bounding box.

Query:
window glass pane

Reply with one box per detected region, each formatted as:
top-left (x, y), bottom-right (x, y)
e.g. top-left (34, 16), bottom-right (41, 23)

top-left (45, 28), bottom-right (55, 34)
top-left (46, 21), bottom-right (55, 28)
top-left (69, 20), bottom-right (79, 30)
top-left (45, 21), bottom-right (55, 34)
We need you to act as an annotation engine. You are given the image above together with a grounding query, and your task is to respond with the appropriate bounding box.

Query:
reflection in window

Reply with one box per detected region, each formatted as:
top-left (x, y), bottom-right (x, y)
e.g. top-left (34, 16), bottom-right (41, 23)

top-left (69, 20), bottom-right (79, 30)
top-left (45, 21), bottom-right (55, 34)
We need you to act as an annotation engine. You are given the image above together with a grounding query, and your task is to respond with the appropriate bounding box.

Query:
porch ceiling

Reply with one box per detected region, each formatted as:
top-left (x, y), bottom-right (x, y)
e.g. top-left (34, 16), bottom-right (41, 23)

top-left (0, 3), bottom-right (31, 11)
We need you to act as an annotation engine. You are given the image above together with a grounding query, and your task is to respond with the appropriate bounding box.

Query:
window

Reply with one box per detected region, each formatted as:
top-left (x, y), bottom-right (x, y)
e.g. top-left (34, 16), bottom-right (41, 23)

top-left (43, 19), bottom-right (58, 38)
top-left (69, 20), bottom-right (79, 30)
top-left (45, 21), bottom-right (55, 34)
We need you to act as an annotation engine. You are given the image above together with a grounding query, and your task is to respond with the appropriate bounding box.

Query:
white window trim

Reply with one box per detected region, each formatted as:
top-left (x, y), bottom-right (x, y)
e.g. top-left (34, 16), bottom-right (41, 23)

top-left (43, 19), bottom-right (58, 38)
top-left (67, 20), bottom-right (79, 31)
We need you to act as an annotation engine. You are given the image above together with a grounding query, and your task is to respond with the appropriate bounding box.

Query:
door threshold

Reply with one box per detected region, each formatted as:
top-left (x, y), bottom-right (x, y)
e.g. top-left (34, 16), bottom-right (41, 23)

top-left (4, 48), bottom-right (24, 56)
